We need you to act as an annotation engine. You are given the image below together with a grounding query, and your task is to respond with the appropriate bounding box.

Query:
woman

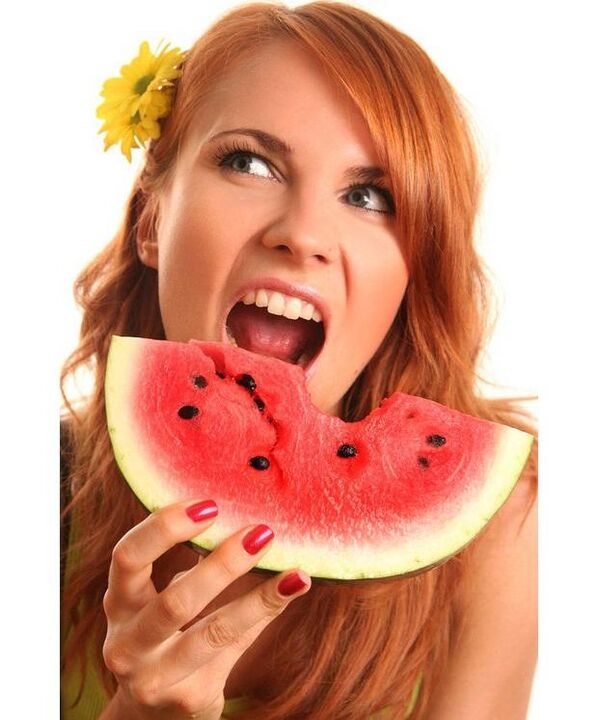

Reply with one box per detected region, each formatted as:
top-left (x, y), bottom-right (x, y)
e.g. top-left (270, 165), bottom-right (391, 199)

top-left (60, 3), bottom-right (538, 718)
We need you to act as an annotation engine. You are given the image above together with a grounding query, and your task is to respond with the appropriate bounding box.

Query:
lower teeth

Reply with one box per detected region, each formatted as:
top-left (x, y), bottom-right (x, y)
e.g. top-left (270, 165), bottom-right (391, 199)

top-left (225, 326), bottom-right (238, 347)
top-left (295, 350), bottom-right (310, 368)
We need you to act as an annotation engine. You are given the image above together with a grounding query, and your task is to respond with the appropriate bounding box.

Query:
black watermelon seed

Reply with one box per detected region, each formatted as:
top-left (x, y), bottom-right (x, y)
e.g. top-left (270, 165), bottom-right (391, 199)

top-left (178, 405), bottom-right (199, 420)
top-left (253, 396), bottom-right (265, 412)
top-left (418, 456), bottom-right (430, 468)
top-left (426, 434), bottom-right (446, 447)
top-left (236, 373), bottom-right (257, 392)
top-left (193, 375), bottom-right (208, 388)
top-left (337, 444), bottom-right (358, 458)
top-left (250, 456), bottom-right (270, 470)
top-left (216, 371), bottom-right (226, 379)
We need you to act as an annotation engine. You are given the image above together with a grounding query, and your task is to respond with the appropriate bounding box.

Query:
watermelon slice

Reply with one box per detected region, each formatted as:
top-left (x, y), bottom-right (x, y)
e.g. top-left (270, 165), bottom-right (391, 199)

top-left (105, 335), bottom-right (533, 581)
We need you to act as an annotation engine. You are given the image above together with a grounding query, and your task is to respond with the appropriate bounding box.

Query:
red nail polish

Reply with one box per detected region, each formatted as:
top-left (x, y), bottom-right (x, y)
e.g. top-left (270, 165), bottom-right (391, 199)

top-left (186, 500), bottom-right (218, 522)
top-left (278, 571), bottom-right (308, 596)
top-left (242, 524), bottom-right (274, 554)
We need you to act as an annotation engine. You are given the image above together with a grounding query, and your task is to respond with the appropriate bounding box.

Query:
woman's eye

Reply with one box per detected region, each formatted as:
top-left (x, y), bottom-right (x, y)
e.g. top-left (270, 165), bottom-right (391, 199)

top-left (218, 147), bottom-right (393, 214)
top-left (223, 152), bottom-right (274, 180)
top-left (345, 186), bottom-right (393, 214)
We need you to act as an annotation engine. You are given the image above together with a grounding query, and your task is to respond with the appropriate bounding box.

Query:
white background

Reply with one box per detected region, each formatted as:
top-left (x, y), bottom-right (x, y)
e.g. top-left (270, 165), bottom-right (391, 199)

top-left (2, 1), bottom-right (595, 717)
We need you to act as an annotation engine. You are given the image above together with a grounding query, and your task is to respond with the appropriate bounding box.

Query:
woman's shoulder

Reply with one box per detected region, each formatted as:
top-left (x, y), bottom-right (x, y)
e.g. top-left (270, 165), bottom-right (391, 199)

top-left (456, 439), bottom-right (537, 613)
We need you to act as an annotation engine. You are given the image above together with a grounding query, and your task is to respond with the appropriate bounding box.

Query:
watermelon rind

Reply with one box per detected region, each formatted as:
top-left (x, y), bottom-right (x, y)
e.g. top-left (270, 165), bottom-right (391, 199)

top-left (105, 335), bottom-right (533, 581)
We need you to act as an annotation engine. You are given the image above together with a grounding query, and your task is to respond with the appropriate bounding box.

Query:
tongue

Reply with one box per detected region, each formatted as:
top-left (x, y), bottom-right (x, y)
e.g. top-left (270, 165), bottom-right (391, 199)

top-left (227, 303), bottom-right (316, 363)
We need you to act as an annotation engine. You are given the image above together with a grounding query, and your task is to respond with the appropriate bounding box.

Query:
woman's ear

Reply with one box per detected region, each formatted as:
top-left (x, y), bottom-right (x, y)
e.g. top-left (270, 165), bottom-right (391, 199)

top-left (137, 233), bottom-right (159, 269)
top-left (136, 195), bottom-right (160, 269)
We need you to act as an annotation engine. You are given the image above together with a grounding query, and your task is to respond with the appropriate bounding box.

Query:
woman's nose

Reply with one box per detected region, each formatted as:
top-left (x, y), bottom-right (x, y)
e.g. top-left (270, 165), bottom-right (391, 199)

top-left (260, 192), bottom-right (340, 266)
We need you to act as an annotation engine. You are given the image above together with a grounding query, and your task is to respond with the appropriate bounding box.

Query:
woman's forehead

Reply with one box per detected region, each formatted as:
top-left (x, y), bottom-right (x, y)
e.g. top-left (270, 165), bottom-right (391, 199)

top-left (181, 42), bottom-right (381, 167)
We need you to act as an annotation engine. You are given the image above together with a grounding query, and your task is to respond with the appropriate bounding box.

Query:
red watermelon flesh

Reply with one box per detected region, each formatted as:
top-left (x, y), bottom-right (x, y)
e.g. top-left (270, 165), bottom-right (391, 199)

top-left (105, 335), bottom-right (533, 580)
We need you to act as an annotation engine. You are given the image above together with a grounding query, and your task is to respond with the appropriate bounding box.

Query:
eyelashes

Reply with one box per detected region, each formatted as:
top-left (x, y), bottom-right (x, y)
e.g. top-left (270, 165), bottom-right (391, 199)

top-left (211, 141), bottom-right (395, 215)
top-left (213, 140), bottom-right (276, 181)
top-left (344, 182), bottom-right (395, 216)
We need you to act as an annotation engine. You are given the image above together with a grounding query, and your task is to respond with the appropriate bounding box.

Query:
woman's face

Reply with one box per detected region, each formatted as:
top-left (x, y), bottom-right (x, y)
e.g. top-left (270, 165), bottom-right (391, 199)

top-left (141, 41), bottom-right (408, 416)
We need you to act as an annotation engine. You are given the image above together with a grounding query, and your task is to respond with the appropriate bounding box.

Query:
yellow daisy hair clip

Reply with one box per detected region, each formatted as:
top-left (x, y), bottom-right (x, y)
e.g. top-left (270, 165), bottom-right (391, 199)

top-left (96, 40), bottom-right (187, 162)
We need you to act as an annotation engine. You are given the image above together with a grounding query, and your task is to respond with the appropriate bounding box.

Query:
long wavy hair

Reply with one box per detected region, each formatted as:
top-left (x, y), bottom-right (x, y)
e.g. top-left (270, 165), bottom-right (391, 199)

top-left (60, 3), bottom-right (537, 718)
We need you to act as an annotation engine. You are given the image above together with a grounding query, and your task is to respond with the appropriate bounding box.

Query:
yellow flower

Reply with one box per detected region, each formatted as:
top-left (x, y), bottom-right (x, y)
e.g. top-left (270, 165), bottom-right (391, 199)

top-left (97, 40), bottom-right (186, 162)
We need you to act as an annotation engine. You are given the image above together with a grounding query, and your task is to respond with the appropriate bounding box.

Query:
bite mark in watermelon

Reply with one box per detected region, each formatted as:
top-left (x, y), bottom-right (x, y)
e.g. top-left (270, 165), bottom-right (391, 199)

top-left (105, 336), bottom-right (533, 581)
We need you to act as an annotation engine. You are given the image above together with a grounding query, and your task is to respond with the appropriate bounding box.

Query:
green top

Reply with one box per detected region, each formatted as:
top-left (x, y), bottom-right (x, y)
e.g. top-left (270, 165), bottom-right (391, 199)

top-left (61, 507), bottom-right (422, 719)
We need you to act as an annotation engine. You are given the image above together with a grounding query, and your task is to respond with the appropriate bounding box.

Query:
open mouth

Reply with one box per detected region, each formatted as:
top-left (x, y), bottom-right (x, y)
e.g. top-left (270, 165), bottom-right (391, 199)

top-left (224, 302), bottom-right (325, 371)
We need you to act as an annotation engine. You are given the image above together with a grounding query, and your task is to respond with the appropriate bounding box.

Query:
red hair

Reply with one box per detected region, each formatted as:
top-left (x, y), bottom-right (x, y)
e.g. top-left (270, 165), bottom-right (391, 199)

top-left (61, 3), bottom-right (537, 718)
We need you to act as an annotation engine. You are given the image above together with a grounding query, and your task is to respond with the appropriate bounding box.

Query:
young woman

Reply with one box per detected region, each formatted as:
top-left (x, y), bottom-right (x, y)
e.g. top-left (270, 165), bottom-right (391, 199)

top-left (60, 3), bottom-right (538, 719)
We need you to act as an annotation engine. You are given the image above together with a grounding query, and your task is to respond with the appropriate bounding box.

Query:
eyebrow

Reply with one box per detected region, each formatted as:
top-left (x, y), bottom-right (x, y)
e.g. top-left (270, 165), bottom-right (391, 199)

top-left (206, 127), bottom-right (388, 183)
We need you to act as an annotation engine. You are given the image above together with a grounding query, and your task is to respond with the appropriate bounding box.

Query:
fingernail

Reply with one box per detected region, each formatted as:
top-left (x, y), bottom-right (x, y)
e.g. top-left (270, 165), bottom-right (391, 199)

top-left (186, 500), bottom-right (218, 523)
top-left (278, 571), bottom-right (309, 596)
top-left (242, 524), bottom-right (274, 555)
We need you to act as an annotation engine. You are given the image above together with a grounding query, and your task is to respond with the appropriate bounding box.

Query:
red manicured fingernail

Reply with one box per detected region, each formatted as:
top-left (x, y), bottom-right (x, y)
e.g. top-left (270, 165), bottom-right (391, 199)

top-left (242, 524), bottom-right (274, 555)
top-left (278, 571), bottom-right (309, 596)
top-left (186, 500), bottom-right (218, 522)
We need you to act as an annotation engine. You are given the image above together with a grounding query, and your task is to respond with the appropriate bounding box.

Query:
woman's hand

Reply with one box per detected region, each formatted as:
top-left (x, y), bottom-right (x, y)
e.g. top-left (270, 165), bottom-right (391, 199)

top-left (101, 498), bottom-right (311, 720)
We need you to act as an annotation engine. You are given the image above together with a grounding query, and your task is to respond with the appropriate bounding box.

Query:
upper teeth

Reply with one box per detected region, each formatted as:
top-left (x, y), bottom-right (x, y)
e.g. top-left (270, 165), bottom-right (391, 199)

top-left (241, 288), bottom-right (322, 322)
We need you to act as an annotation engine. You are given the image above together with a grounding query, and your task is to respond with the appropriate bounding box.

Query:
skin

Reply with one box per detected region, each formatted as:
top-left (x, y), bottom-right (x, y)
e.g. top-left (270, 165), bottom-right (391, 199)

top-left (101, 41), bottom-right (411, 718)
top-left (138, 39), bottom-right (409, 416)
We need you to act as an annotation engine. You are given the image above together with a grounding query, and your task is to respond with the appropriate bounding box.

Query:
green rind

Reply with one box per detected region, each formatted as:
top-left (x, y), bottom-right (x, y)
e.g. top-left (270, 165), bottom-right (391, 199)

top-left (105, 335), bottom-right (534, 580)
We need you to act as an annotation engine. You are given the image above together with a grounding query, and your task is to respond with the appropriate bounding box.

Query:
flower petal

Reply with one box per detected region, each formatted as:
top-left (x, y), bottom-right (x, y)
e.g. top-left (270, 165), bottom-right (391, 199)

top-left (97, 39), bottom-right (186, 160)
